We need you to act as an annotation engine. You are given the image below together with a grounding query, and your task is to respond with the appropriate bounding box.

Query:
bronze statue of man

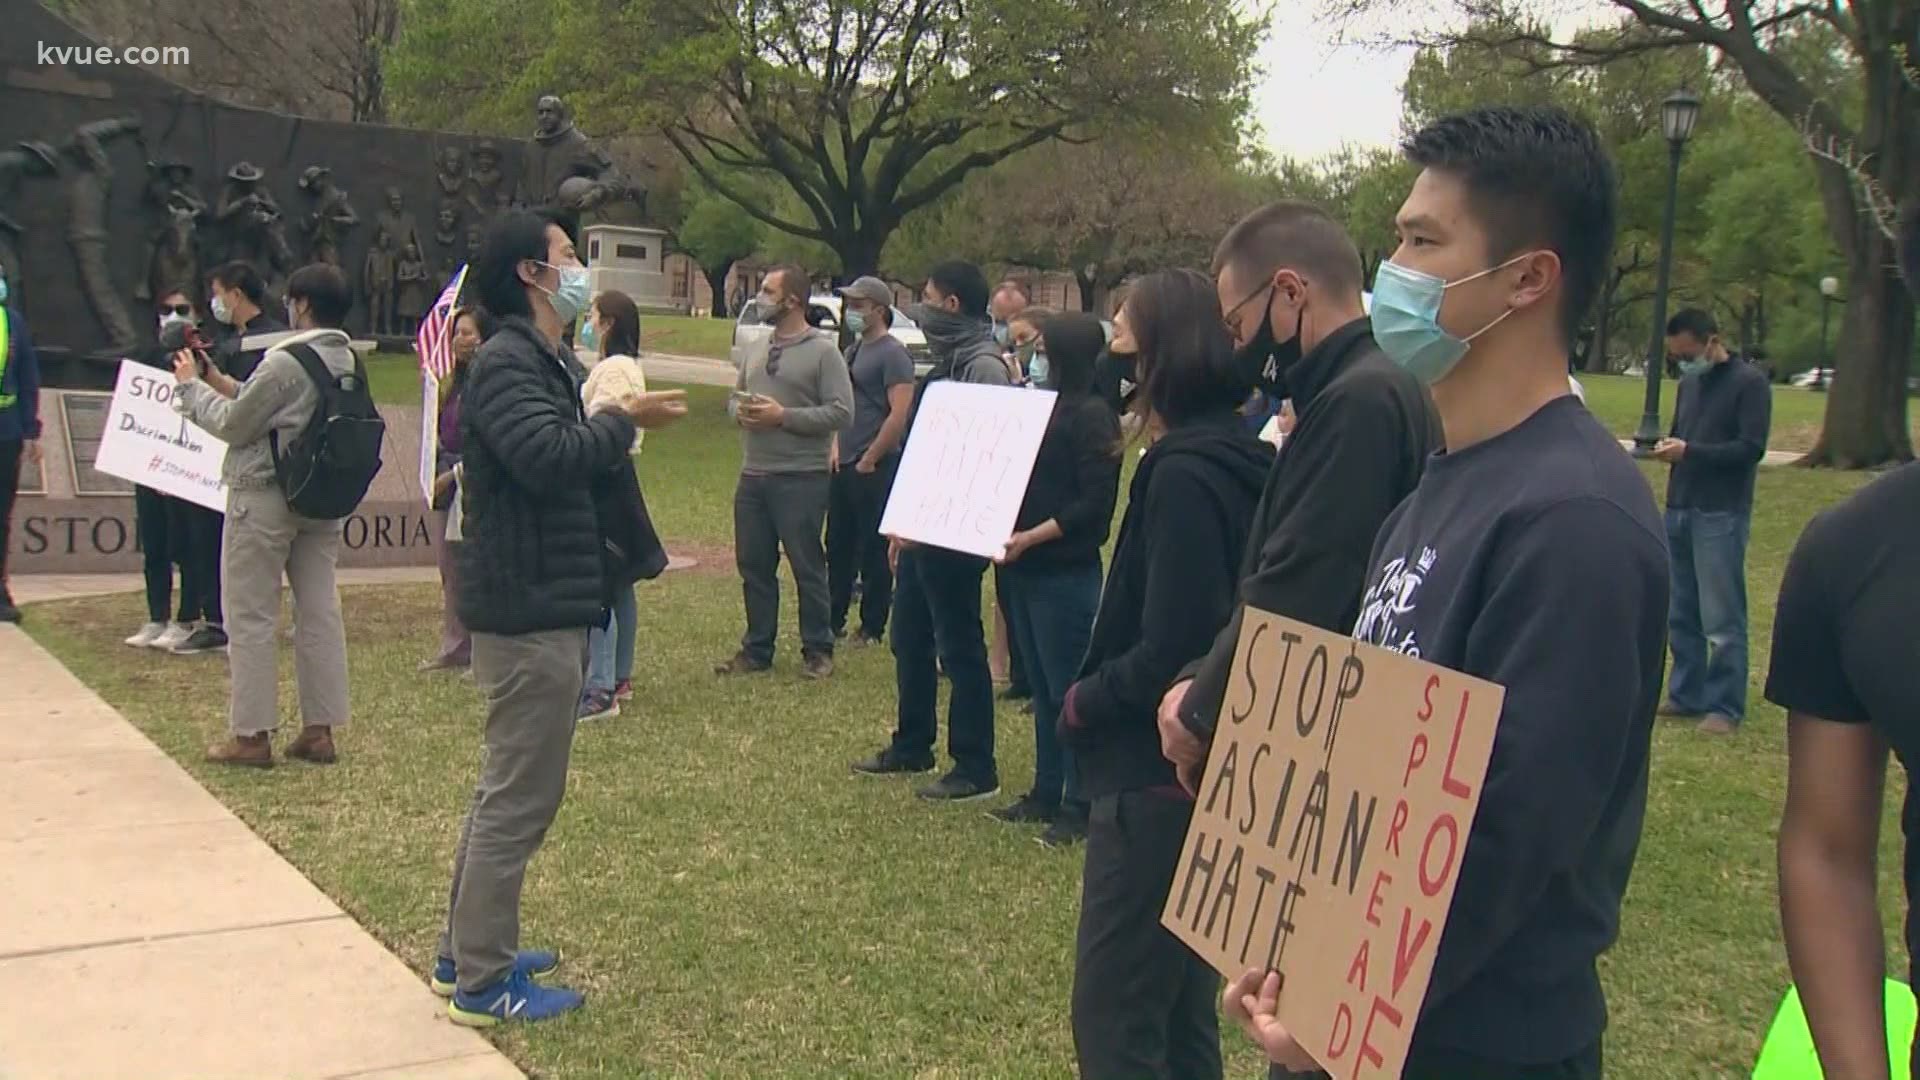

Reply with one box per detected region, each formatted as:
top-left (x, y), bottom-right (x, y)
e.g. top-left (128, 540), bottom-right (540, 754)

top-left (0, 141), bottom-right (57, 304)
top-left (298, 165), bottom-right (360, 266)
top-left (518, 94), bottom-right (630, 211)
top-left (57, 116), bottom-right (144, 356)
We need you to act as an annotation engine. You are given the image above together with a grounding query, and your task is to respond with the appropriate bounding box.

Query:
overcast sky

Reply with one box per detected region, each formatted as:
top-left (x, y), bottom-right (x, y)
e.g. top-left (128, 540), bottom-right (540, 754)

top-left (1251, 2), bottom-right (1621, 162)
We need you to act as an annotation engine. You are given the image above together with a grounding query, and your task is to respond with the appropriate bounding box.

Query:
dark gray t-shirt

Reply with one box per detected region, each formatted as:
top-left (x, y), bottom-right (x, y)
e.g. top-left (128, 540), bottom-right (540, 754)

top-left (842, 334), bottom-right (915, 462)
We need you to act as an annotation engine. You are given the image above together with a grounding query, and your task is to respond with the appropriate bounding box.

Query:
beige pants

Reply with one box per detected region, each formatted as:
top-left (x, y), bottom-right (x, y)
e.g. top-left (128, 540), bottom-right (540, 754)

top-left (222, 485), bottom-right (349, 736)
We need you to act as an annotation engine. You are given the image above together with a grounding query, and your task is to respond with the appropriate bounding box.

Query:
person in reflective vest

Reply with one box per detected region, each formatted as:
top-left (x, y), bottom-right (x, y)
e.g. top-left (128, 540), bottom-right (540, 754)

top-left (0, 268), bottom-right (44, 623)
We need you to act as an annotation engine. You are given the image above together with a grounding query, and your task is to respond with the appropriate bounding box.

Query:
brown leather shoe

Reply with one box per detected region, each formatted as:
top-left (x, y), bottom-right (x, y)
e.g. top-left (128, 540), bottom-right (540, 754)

top-left (285, 725), bottom-right (337, 764)
top-left (1697, 714), bottom-right (1739, 736)
top-left (206, 733), bottom-right (273, 768)
top-left (1656, 699), bottom-right (1702, 720)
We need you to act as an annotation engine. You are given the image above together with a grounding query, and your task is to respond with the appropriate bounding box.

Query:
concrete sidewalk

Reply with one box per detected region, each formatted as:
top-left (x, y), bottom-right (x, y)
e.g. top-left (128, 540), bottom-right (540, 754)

top-left (0, 624), bottom-right (525, 1080)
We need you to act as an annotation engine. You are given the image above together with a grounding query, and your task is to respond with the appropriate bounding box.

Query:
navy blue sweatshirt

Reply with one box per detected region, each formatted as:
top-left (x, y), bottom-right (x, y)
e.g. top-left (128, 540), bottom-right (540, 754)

top-left (1668, 357), bottom-right (1771, 513)
top-left (0, 306), bottom-right (41, 443)
top-left (1352, 395), bottom-right (1668, 1065)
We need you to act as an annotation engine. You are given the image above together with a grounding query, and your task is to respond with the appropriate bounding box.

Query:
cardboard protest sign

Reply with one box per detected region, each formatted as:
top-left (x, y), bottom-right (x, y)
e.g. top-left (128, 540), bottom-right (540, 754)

top-left (91, 359), bottom-right (229, 512)
top-left (1161, 609), bottom-right (1504, 1080)
top-left (419, 369), bottom-right (440, 507)
top-left (878, 381), bottom-right (1056, 561)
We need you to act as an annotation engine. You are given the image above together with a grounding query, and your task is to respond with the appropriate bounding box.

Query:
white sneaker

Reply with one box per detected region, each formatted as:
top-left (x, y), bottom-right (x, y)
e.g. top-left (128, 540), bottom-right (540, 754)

top-left (124, 622), bottom-right (166, 648)
top-left (151, 622), bottom-right (194, 650)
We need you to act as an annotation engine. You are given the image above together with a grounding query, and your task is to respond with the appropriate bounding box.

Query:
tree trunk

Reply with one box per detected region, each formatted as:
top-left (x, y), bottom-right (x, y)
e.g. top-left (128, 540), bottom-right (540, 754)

top-left (703, 261), bottom-right (735, 318)
top-left (833, 231), bottom-right (887, 282)
top-left (1587, 277), bottom-right (1617, 374)
top-left (1802, 249), bottom-right (1916, 467)
top-left (1076, 269), bottom-right (1098, 313)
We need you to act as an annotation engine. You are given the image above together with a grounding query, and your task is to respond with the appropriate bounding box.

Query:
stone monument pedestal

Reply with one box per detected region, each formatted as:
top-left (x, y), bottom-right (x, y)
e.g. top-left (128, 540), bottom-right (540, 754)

top-left (584, 224), bottom-right (675, 312)
top-left (9, 385), bottom-right (439, 574)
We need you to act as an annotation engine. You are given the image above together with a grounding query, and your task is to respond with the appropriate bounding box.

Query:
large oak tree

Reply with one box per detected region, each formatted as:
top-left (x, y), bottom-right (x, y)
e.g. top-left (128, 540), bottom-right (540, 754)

top-left (392, 0), bottom-right (1259, 279)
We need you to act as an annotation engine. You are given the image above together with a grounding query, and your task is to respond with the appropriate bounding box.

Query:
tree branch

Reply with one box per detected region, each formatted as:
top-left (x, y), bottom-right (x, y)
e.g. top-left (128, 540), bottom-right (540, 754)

top-left (661, 130), bottom-right (830, 241)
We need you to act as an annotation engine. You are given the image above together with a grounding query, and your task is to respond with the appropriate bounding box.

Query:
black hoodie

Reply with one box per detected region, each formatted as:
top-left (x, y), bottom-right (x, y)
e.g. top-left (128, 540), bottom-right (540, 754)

top-left (1063, 413), bottom-right (1273, 800)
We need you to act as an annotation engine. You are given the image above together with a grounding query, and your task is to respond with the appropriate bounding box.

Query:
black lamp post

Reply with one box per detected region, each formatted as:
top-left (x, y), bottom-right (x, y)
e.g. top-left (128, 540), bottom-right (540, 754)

top-left (1815, 275), bottom-right (1840, 390)
top-left (1632, 88), bottom-right (1703, 455)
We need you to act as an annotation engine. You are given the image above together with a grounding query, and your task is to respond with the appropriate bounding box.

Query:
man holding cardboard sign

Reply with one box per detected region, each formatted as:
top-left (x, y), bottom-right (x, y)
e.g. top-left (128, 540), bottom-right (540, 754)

top-left (1208, 107), bottom-right (1669, 1079)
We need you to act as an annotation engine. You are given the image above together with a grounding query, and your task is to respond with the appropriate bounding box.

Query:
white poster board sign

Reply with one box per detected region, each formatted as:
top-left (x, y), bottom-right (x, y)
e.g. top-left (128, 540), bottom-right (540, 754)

top-left (878, 382), bottom-right (1057, 560)
top-left (91, 359), bottom-right (229, 512)
top-left (420, 369), bottom-right (440, 507)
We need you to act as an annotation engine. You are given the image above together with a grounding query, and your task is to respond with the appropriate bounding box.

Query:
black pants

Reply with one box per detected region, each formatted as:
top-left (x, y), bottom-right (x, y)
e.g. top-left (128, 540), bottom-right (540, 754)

top-left (825, 456), bottom-right (896, 639)
top-left (134, 485), bottom-right (182, 623)
top-left (1073, 790), bottom-right (1221, 1080)
top-left (174, 499), bottom-right (224, 625)
top-left (1269, 1040), bottom-right (1602, 1080)
top-left (0, 438), bottom-right (18, 594)
top-left (993, 564), bottom-right (1028, 694)
top-left (890, 544), bottom-right (995, 783)
top-left (734, 471), bottom-right (833, 664)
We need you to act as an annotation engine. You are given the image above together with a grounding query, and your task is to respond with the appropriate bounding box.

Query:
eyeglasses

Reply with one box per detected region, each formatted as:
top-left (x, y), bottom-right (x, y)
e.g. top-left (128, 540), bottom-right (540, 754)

top-left (160, 304), bottom-right (192, 317)
top-left (766, 342), bottom-right (784, 377)
top-left (1223, 283), bottom-right (1274, 337)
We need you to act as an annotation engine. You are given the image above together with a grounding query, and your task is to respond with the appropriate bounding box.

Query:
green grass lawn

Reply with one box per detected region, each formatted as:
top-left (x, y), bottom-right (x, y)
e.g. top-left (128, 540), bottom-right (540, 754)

top-left (23, 375), bottom-right (1908, 1077)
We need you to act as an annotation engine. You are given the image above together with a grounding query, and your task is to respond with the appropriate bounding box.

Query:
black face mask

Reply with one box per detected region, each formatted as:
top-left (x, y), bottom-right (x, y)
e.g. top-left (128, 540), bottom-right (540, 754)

top-left (1234, 298), bottom-right (1302, 398)
top-left (1104, 345), bottom-right (1139, 407)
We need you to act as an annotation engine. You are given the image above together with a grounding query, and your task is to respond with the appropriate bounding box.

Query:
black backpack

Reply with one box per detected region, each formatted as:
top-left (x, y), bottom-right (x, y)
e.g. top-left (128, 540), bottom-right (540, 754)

top-left (270, 342), bottom-right (386, 519)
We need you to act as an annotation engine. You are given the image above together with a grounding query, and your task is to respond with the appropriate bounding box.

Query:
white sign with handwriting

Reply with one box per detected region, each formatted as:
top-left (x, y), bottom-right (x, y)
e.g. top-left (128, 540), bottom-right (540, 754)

top-left (879, 381), bottom-right (1056, 561)
top-left (92, 358), bottom-right (229, 512)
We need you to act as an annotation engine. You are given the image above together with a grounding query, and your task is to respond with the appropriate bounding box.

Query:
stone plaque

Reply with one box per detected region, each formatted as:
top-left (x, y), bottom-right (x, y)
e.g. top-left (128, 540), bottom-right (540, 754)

top-left (58, 392), bottom-right (135, 496)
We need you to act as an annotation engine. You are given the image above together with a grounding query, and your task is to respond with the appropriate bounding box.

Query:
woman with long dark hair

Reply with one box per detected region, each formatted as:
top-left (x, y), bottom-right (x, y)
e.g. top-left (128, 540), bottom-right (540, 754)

top-left (578, 289), bottom-right (653, 721)
top-left (1059, 269), bottom-right (1273, 1080)
top-left (988, 312), bottom-right (1120, 848)
top-left (421, 306), bottom-right (492, 672)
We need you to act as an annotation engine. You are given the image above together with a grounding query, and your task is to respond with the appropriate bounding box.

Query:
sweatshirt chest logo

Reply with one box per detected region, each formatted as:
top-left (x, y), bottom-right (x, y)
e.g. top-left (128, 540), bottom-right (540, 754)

top-left (1355, 545), bottom-right (1436, 658)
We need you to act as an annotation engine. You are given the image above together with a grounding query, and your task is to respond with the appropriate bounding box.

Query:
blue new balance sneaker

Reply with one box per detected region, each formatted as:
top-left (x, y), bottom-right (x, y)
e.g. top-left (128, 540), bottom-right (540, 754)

top-left (447, 967), bottom-right (584, 1027)
top-left (430, 949), bottom-right (560, 998)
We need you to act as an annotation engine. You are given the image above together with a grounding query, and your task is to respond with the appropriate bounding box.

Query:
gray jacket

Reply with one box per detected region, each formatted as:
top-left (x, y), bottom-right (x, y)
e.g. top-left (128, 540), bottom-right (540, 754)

top-left (175, 327), bottom-right (357, 490)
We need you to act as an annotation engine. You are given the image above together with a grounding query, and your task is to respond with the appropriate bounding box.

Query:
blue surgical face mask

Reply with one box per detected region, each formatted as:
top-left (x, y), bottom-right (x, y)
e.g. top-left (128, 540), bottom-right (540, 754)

top-left (0, 275), bottom-right (8, 304)
top-left (210, 293), bottom-right (232, 325)
top-left (536, 262), bottom-right (589, 324)
top-left (1678, 357), bottom-right (1711, 378)
top-left (1370, 254), bottom-right (1528, 384)
top-left (844, 309), bottom-right (868, 335)
top-left (578, 317), bottom-right (598, 351)
top-left (992, 321), bottom-right (1011, 347)
top-left (1027, 350), bottom-right (1051, 388)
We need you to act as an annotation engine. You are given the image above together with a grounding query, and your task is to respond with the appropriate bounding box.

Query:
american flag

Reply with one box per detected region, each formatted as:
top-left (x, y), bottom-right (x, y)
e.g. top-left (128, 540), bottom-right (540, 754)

top-left (416, 264), bottom-right (469, 381)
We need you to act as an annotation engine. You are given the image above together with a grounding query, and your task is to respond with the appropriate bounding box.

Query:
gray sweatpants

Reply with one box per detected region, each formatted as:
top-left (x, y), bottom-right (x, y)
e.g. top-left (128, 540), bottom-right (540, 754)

top-left (221, 485), bottom-right (349, 736)
top-left (438, 627), bottom-right (588, 991)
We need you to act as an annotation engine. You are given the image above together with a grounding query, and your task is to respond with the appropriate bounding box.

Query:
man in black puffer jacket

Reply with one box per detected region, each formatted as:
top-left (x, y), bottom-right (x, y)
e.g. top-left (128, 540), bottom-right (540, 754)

top-left (434, 210), bottom-right (686, 1027)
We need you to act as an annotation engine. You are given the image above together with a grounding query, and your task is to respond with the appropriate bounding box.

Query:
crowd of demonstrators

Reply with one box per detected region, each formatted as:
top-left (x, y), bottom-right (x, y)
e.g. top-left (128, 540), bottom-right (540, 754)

top-left (987, 311), bottom-right (1121, 848)
top-left (577, 289), bottom-right (654, 720)
top-left (825, 276), bottom-right (914, 647)
top-left (717, 264), bottom-right (853, 681)
top-left (1062, 269), bottom-right (1275, 1078)
top-left (171, 263), bottom-right (364, 769)
top-left (851, 260), bottom-right (1012, 801)
top-left (1654, 306), bottom-right (1772, 736)
top-left (434, 209), bottom-right (687, 1025)
top-left (420, 305), bottom-right (490, 675)
top-left (0, 263), bottom-right (38, 624)
top-left (1239, 105), bottom-right (1670, 1080)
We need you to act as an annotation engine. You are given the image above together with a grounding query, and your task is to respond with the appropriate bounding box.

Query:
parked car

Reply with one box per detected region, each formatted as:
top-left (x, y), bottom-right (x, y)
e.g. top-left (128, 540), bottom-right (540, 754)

top-left (1789, 367), bottom-right (1836, 389)
top-left (730, 294), bottom-right (933, 378)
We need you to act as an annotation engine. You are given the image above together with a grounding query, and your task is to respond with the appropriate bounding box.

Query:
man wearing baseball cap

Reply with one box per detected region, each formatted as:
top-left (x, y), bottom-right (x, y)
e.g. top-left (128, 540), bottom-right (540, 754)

top-left (826, 276), bottom-right (915, 645)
